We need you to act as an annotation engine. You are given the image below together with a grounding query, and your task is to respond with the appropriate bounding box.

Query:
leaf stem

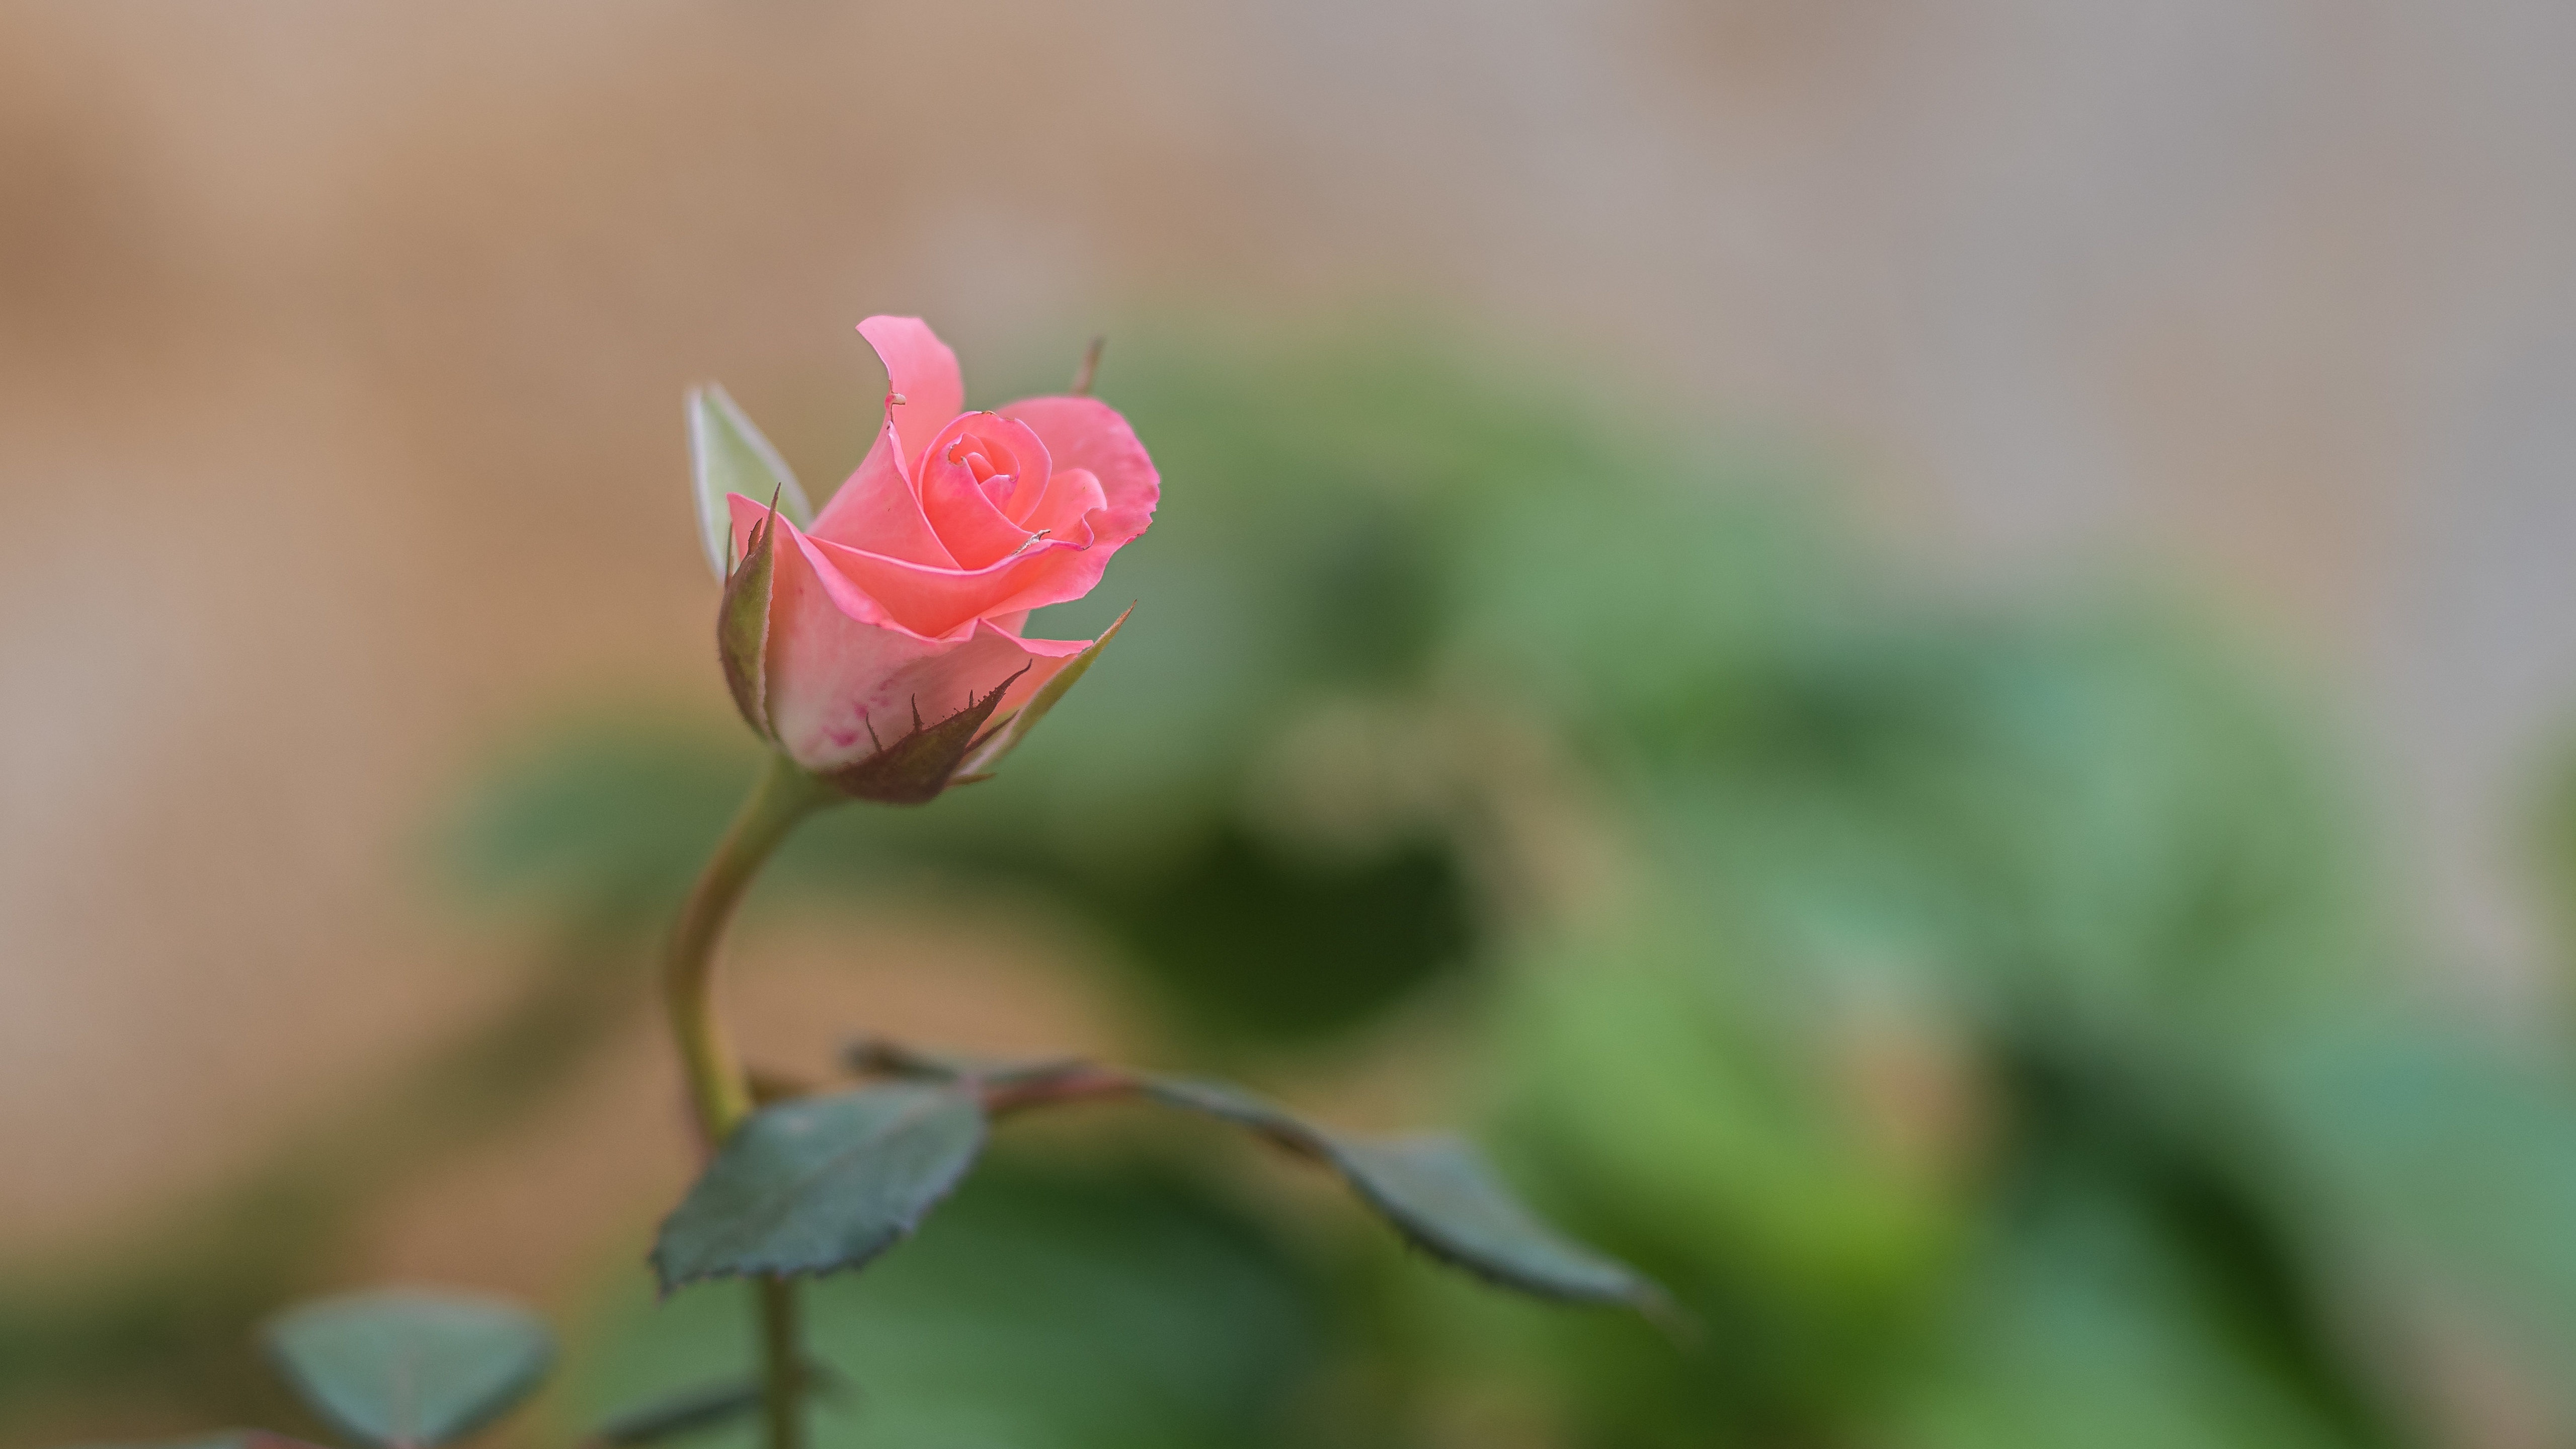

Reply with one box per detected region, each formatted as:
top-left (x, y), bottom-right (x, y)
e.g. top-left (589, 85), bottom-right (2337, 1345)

top-left (665, 750), bottom-right (838, 1449)
top-left (976, 1064), bottom-right (1140, 1117)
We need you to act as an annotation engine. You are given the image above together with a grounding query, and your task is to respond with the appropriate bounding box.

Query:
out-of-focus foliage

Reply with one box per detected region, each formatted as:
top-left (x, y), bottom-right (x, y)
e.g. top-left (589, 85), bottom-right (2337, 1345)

top-left (262, 1291), bottom-right (554, 1449)
top-left (25, 319), bottom-right (2576, 1446)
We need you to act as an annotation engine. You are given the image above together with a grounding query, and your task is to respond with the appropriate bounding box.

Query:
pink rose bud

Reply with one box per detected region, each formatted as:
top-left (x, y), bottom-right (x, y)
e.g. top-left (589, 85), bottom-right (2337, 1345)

top-left (691, 316), bottom-right (1158, 804)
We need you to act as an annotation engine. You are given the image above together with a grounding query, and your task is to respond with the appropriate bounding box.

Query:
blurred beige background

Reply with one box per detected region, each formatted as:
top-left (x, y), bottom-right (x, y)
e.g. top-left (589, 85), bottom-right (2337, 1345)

top-left (5, 0), bottom-right (2575, 1275)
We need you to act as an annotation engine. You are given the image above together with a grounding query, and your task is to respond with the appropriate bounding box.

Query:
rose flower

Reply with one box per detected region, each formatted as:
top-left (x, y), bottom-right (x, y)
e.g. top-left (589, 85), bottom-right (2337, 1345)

top-left (702, 316), bottom-right (1158, 802)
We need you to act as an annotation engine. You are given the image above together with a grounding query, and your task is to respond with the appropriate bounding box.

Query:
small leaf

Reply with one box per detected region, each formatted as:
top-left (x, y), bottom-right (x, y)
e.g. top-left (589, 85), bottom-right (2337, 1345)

top-left (956, 607), bottom-right (1132, 778)
top-left (717, 497), bottom-right (781, 740)
top-left (263, 1289), bottom-right (555, 1449)
top-left (653, 1082), bottom-right (988, 1291)
top-left (688, 384), bottom-right (812, 580)
top-left (1325, 1136), bottom-right (1653, 1304)
top-left (590, 1363), bottom-right (841, 1446)
top-left (820, 666), bottom-right (1028, 806)
top-left (1145, 1075), bottom-right (1655, 1307)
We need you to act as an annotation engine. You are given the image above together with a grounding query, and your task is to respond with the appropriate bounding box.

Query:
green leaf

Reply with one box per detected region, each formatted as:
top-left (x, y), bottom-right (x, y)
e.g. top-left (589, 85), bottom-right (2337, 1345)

top-left (653, 1083), bottom-right (988, 1291)
top-left (1328, 1136), bottom-right (1654, 1304)
top-left (955, 606), bottom-right (1132, 778)
top-left (262, 1289), bottom-right (554, 1448)
top-left (1143, 1077), bottom-right (1656, 1306)
top-left (819, 666), bottom-right (1027, 806)
top-left (687, 384), bottom-right (812, 580)
top-left (716, 496), bottom-right (780, 741)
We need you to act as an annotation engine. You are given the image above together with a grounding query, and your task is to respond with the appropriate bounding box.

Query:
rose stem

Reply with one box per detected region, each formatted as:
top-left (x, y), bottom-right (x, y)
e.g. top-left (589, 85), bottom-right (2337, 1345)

top-left (665, 749), bottom-right (839, 1449)
top-left (756, 1275), bottom-right (809, 1449)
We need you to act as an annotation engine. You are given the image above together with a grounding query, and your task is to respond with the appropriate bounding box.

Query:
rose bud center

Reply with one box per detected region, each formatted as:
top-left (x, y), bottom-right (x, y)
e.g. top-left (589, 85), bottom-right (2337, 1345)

top-left (945, 430), bottom-right (1021, 509)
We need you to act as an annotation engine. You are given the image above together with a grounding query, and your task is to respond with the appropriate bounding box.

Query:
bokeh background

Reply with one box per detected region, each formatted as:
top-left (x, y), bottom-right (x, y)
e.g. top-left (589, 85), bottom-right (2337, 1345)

top-left (10, 3), bottom-right (2576, 1446)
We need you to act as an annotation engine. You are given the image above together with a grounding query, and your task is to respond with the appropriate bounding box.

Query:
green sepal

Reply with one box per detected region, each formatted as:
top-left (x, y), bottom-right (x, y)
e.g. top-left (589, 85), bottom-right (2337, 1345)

top-left (717, 495), bottom-right (781, 740)
top-left (651, 1082), bottom-right (988, 1291)
top-left (261, 1289), bottom-right (555, 1449)
top-left (1144, 1077), bottom-right (1659, 1307)
top-left (820, 665), bottom-right (1028, 805)
top-left (688, 384), bottom-right (812, 580)
top-left (955, 606), bottom-right (1132, 778)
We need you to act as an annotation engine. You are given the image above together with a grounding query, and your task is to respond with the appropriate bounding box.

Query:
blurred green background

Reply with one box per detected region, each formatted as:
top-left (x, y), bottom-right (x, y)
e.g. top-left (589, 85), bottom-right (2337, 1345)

top-left (21, 324), bottom-right (2576, 1447)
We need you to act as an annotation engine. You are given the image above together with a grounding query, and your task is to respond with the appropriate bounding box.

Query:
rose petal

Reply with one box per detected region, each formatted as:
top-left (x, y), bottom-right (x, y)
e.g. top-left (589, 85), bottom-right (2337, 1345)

top-left (736, 475), bottom-right (1119, 643)
top-left (998, 395), bottom-right (1159, 542)
top-left (744, 500), bottom-right (1087, 771)
top-left (807, 416), bottom-right (957, 567)
top-left (802, 524), bottom-right (1099, 641)
top-left (860, 316), bottom-right (964, 479)
top-left (918, 412), bottom-right (1053, 569)
top-left (736, 491), bottom-right (907, 634)
top-left (1012, 464), bottom-right (1110, 547)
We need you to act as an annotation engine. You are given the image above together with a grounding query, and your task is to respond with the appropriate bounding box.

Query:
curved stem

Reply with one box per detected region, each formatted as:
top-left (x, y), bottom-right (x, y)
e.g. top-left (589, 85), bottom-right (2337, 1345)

top-left (666, 752), bottom-right (835, 1140)
top-left (664, 750), bottom-right (837, 1449)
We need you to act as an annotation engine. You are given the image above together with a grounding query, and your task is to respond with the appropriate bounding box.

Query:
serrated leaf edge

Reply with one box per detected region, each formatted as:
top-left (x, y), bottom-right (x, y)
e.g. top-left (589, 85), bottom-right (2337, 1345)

top-left (650, 1084), bottom-right (989, 1292)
